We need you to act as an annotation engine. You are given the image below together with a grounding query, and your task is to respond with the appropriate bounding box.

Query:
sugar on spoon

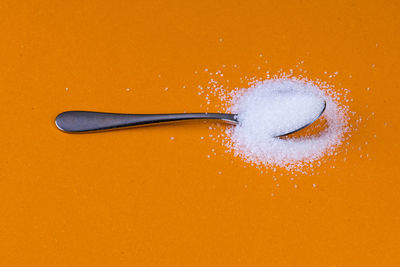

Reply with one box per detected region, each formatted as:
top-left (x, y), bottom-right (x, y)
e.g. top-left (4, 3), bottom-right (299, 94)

top-left (55, 90), bottom-right (326, 137)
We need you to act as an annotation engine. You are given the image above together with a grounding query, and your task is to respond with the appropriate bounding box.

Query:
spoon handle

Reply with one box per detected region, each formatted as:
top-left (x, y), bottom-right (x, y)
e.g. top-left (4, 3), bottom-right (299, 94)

top-left (55, 111), bottom-right (237, 133)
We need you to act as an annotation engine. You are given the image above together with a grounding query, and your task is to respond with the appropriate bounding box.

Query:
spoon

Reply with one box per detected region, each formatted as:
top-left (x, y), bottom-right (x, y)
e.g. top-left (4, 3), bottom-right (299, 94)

top-left (55, 100), bottom-right (326, 137)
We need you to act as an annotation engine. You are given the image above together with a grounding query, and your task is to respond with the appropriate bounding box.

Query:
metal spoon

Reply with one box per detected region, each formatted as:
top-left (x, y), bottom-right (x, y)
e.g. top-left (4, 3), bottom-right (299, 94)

top-left (55, 100), bottom-right (326, 137)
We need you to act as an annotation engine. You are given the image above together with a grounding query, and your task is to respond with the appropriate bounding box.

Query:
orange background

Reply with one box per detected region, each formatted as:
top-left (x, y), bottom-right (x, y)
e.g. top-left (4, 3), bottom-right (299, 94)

top-left (1, 0), bottom-right (400, 265)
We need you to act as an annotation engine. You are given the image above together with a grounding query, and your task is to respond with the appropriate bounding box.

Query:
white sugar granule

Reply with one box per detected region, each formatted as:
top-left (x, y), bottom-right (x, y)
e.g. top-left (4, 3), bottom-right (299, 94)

top-left (224, 78), bottom-right (350, 170)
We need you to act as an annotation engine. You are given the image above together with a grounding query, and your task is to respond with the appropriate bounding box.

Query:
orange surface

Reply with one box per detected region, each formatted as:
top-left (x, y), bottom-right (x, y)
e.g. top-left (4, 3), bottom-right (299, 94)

top-left (1, 0), bottom-right (400, 265)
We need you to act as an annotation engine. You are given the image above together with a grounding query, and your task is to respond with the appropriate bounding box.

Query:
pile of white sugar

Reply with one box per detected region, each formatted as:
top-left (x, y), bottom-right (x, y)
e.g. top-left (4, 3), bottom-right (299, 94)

top-left (233, 87), bottom-right (326, 138)
top-left (224, 78), bottom-right (349, 169)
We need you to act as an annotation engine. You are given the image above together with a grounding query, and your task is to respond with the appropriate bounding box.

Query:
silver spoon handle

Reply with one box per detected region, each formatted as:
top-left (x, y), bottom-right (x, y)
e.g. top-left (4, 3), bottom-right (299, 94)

top-left (55, 111), bottom-right (237, 133)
